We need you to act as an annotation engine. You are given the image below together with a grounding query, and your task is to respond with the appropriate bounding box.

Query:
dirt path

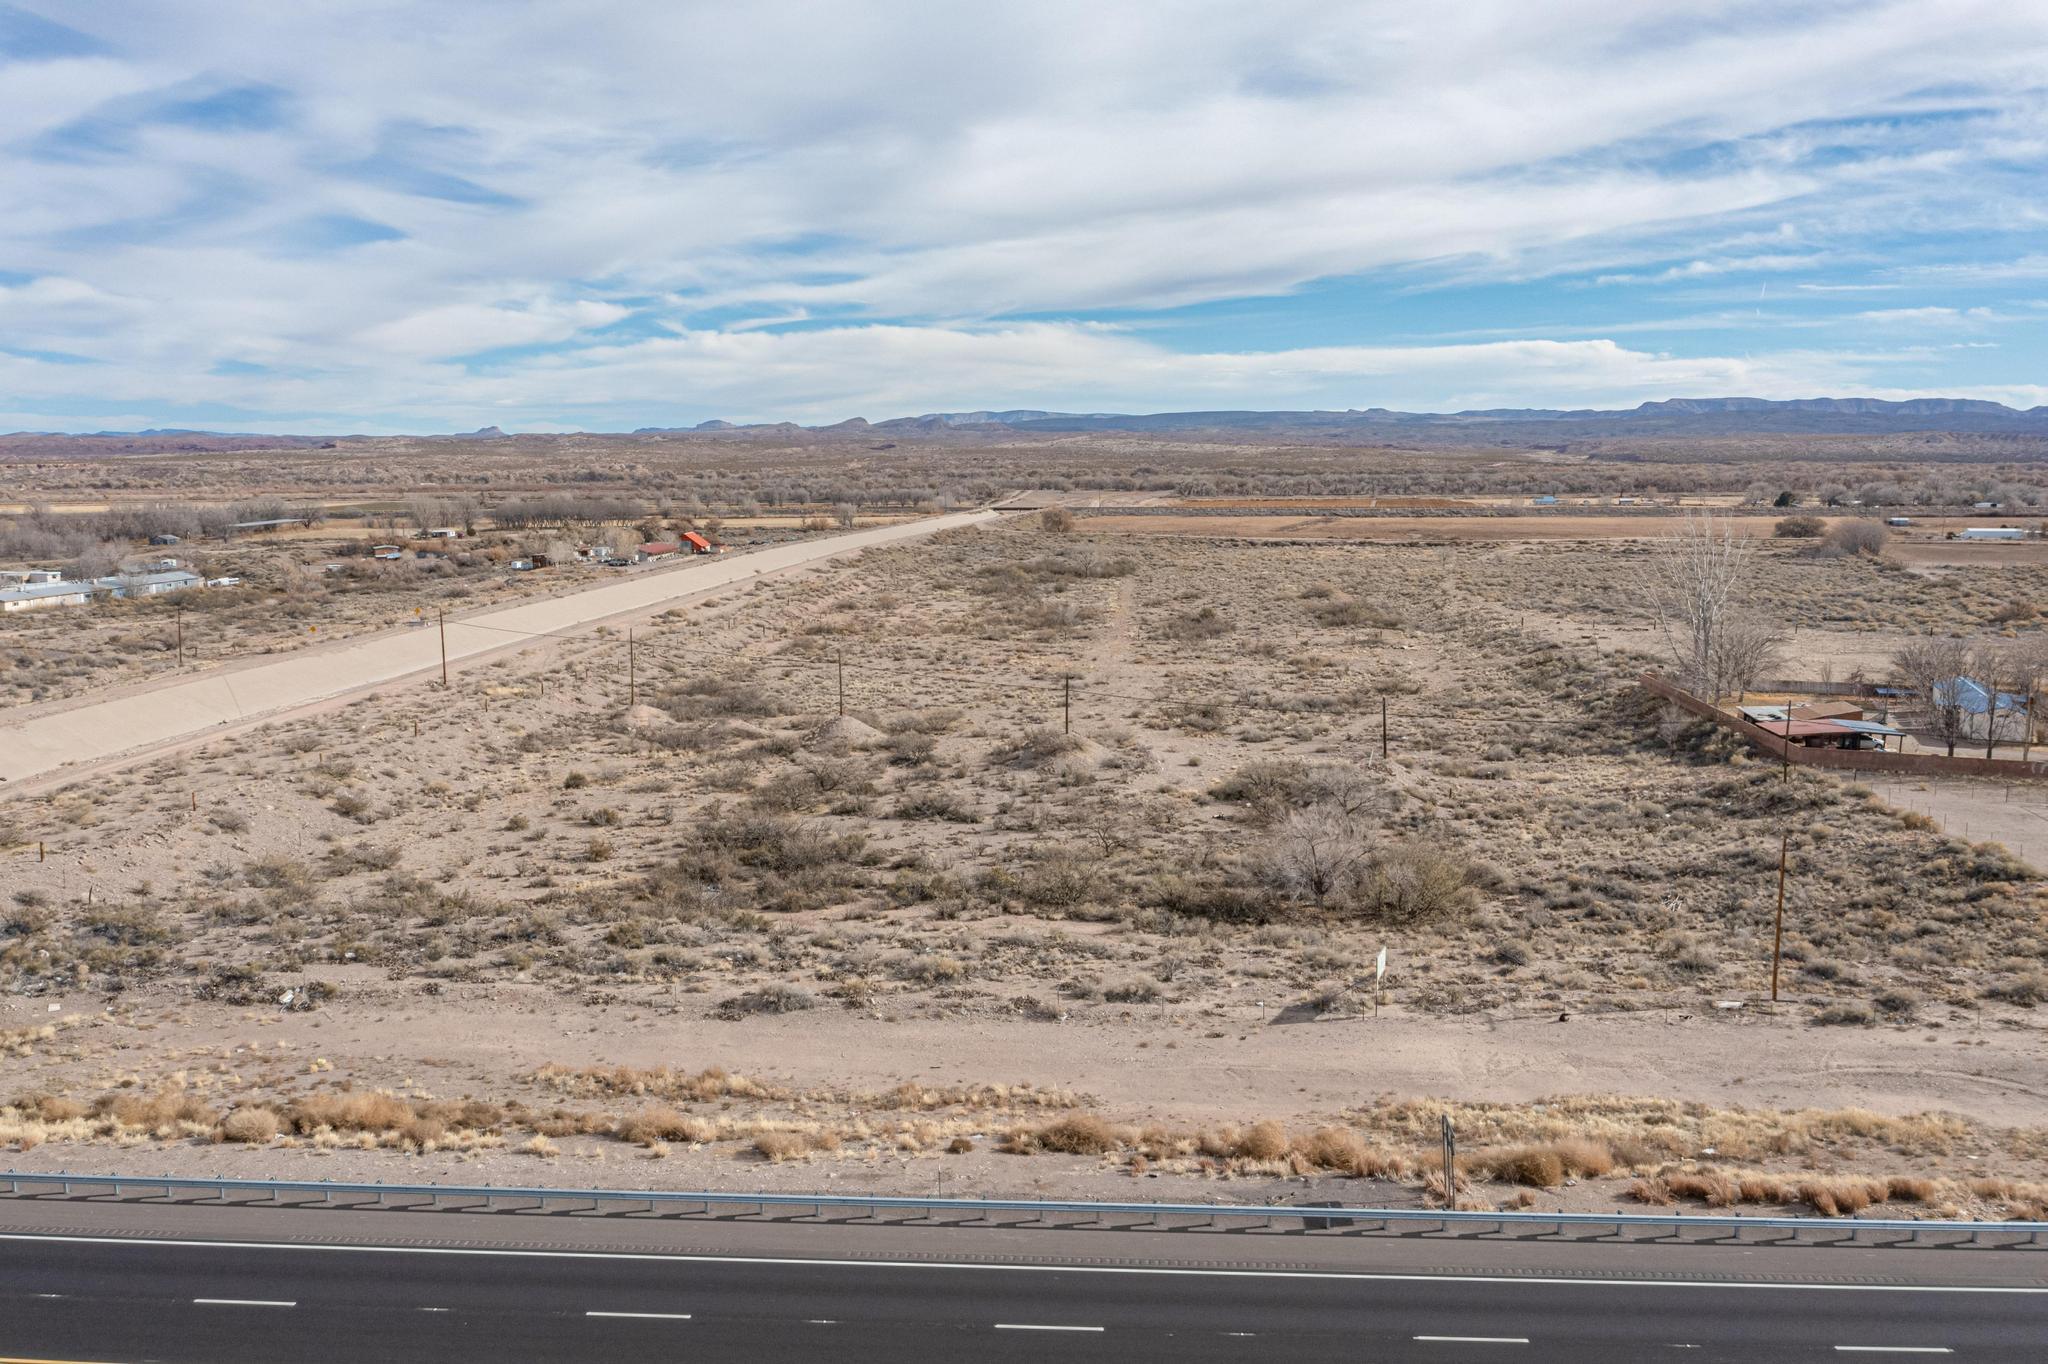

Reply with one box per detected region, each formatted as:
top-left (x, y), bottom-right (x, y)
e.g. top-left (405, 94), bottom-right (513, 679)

top-left (0, 511), bottom-right (1000, 792)
top-left (10, 984), bottom-right (2044, 1130)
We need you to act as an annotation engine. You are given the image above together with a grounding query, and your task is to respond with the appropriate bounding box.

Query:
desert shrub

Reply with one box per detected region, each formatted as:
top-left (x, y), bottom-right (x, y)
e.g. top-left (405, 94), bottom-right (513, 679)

top-left (991, 727), bottom-right (1083, 767)
top-left (287, 1090), bottom-right (414, 1134)
top-left (1162, 605), bottom-right (1230, 641)
top-left (1774, 516), bottom-right (1824, 538)
top-left (1487, 1146), bottom-right (1565, 1188)
top-left (1039, 507), bottom-right (1075, 533)
top-left (660, 674), bottom-right (783, 720)
top-left (1986, 972), bottom-right (2048, 1007)
top-left (1821, 520), bottom-right (1889, 557)
top-left (79, 905), bottom-right (171, 946)
top-left (1351, 844), bottom-right (1485, 924)
top-left (1814, 1002), bottom-right (1875, 1026)
top-left (1029, 1114), bottom-right (1121, 1154)
top-left (1305, 596), bottom-right (1400, 629)
top-left (1144, 873), bottom-right (1271, 924)
top-left (1015, 846), bottom-right (1102, 910)
top-left (216, 1106), bottom-right (281, 1143)
top-left (618, 1107), bottom-right (716, 1146)
top-left (714, 985), bottom-right (816, 1018)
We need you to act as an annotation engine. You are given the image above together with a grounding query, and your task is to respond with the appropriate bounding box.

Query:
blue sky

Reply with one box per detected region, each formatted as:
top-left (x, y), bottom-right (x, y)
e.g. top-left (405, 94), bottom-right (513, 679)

top-left (2, 0), bottom-right (2046, 433)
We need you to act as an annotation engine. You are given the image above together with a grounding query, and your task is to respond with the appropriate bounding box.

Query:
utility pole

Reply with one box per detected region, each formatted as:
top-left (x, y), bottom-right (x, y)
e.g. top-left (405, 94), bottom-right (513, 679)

top-left (438, 610), bottom-right (448, 688)
top-left (628, 628), bottom-right (636, 708)
top-left (1063, 676), bottom-right (1071, 735)
top-left (1380, 696), bottom-right (1389, 759)
top-left (1770, 830), bottom-right (1789, 1002)
top-left (175, 603), bottom-right (185, 667)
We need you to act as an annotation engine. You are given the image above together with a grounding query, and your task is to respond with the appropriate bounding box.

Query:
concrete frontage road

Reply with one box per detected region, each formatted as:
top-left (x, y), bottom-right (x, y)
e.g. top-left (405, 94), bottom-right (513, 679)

top-left (0, 510), bottom-right (998, 790)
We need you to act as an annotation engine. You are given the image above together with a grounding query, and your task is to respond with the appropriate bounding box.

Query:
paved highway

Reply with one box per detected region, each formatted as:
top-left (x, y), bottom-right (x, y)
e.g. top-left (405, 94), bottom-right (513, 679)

top-left (0, 1201), bottom-right (2041, 1361)
top-left (0, 510), bottom-right (999, 788)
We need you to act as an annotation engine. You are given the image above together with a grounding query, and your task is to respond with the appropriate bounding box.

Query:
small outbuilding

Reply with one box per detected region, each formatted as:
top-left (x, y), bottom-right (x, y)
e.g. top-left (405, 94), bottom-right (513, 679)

top-left (681, 531), bottom-right (714, 553)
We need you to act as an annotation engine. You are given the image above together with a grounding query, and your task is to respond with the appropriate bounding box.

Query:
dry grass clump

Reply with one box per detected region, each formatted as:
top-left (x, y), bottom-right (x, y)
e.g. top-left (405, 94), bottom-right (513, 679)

top-left (215, 1106), bottom-right (281, 1144)
top-left (1005, 1113), bottom-right (1127, 1155)
top-left (617, 1106), bottom-right (719, 1147)
top-left (754, 1129), bottom-right (843, 1161)
top-left (1632, 1168), bottom-right (1957, 1216)
top-left (97, 1089), bottom-right (219, 1137)
top-left (1290, 1126), bottom-right (1407, 1178)
top-left (530, 1063), bottom-right (784, 1103)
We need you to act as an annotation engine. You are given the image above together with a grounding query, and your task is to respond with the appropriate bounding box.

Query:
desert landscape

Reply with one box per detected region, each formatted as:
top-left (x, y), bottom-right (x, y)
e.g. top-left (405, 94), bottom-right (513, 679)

top-left (5, 420), bottom-right (2048, 1223)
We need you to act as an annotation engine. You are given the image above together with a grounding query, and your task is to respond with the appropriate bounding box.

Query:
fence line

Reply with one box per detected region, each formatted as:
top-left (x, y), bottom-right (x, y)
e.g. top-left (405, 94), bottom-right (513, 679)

top-left (1642, 673), bottom-right (2048, 782)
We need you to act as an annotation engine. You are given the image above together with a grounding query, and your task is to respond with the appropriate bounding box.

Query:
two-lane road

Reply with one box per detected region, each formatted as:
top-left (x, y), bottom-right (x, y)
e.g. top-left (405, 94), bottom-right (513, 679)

top-left (2, 1221), bottom-right (2042, 1362)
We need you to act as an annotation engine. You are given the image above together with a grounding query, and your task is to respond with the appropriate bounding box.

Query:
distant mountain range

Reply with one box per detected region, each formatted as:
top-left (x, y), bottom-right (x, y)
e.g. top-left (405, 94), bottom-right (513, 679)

top-left (10, 397), bottom-right (2048, 454)
top-left (855, 397), bottom-right (2048, 436)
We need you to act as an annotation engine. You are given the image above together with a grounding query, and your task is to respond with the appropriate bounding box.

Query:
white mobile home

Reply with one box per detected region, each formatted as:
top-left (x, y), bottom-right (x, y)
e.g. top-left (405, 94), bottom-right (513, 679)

top-left (0, 580), bottom-right (92, 612)
top-left (1958, 527), bottom-right (2026, 542)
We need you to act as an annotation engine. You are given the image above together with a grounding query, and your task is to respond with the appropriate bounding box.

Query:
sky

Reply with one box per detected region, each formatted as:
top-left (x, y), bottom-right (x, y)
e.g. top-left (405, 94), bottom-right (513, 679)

top-left (2, 1), bottom-right (2047, 433)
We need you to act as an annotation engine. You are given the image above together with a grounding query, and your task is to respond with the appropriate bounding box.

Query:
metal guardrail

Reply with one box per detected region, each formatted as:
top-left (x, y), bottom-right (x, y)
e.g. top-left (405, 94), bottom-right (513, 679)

top-left (4, 1172), bottom-right (2045, 1247)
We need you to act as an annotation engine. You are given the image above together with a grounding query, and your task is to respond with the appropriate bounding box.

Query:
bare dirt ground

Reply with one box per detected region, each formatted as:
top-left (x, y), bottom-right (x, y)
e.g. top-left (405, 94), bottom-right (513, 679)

top-left (1081, 513), bottom-right (1806, 541)
top-left (5, 514), bottom-right (2047, 1218)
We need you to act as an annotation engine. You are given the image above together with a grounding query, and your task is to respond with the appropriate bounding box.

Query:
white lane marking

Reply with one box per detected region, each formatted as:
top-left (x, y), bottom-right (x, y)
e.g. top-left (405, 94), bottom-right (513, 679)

top-left (1833, 1350), bottom-right (1954, 1355)
top-left (995, 1324), bottom-right (1105, 1332)
top-left (1416, 1337), bottom-right (1528, 1344)
top-left (807, 1319), bottom-right (838, 1325)
top-left (4, 1233), bottom-right (2040, 1295)
top-left (586, 1311), bottom-right (692, 1320)
top-left (417, 1307), bottom-right (450, 1313)
top-left (192, 1298), bottom-right (296, 1307)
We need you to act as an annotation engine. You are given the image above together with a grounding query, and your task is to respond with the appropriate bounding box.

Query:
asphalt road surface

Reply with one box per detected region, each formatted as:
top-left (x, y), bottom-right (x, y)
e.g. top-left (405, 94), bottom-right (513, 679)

top-left (0, 510), bottom-right (998, 788)
top-left (1, 1203), bottom-right (2042, 1362)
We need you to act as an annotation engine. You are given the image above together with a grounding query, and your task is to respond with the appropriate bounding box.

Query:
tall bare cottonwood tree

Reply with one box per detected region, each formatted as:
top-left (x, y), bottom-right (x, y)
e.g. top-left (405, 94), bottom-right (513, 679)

top-left (1892, 634), bottom-right (1973, 756)
top-left (1652, 512), bottom-right (1780, 700)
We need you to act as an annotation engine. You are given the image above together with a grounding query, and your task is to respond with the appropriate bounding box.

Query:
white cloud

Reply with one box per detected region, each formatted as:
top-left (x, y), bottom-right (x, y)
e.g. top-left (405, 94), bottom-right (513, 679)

top-left (356, 299), bottom-right (630, 358)
top-left (0, 1), bottom-right (2043, 425)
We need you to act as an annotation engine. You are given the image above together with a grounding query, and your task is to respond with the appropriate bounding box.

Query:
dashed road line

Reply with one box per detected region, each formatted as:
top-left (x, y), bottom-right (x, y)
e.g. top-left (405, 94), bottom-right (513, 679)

top-left (191, 1298), bottom-right (295, 1308)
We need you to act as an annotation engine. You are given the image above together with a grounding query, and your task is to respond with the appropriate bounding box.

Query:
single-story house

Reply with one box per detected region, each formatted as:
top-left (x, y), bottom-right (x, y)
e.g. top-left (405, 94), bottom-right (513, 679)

top-left (1934, 676), bottom-right (2032, 741)
top-left (681, 531), bottom-right (715, 553)
top-left (423, 527), bottom-right (463, 539)
top-left (1957, 527), bottom-right (2025, 541)
top-left (149, 533), bottom-right (182, 546)
top-left (0, 579), bottom-right (93, 612)
top-left (637, 541), bottom-right (680, 561)
top-left (1789, 700), bottom-right (1867, 723)
top-left (95, 569), bottom-right (203, 600)
top-left (1751, 715), bottom-right (1904, 751)
top-left (372, 545), bottom-right (403, 560)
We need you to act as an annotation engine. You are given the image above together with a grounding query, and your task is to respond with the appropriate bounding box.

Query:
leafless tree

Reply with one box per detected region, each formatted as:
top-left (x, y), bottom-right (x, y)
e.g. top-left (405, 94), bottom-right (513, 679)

top-left (1259, 803), bottom-right (1372, 908)
top-left (1892, 634), bottom-right (1973, 756)
top-left (1707, 612), bottom-right (1786, 703)
top-left (1651, 511), bottom-right (1760, 701)
top-left (1968, 642), bottom-right (2028, 759)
